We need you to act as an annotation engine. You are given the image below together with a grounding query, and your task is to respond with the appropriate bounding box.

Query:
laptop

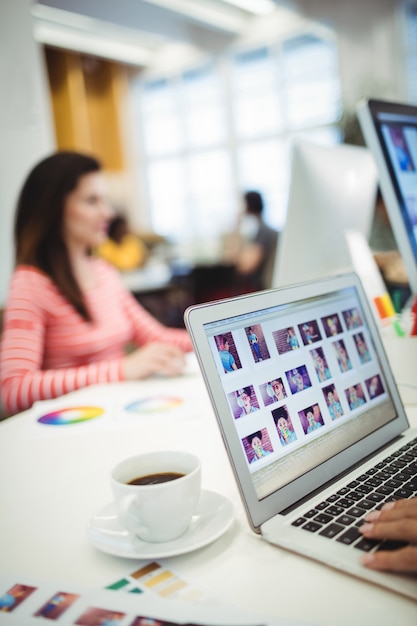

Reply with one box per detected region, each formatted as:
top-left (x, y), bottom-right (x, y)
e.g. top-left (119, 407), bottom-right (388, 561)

top-left (184, 272), bottom-right (417, 600)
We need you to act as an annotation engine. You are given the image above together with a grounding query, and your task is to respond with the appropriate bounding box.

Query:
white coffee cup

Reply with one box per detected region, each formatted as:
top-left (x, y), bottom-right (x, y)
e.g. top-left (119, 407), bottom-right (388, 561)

top-left (111, 451), bottom-right (201, 543)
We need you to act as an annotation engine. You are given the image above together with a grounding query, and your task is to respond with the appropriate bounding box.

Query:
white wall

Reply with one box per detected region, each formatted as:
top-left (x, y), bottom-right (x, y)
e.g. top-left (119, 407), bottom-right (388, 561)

top-left (0, 0), bottom-right (54, 307)
top-left (292, 0), bottom-right (407, 110)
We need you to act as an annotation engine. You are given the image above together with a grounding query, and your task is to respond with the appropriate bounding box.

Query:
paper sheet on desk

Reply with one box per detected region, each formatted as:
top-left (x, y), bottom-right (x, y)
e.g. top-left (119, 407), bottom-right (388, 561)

top-left (116, 382), bottom-right (207, 423)
top-left (22, 367), bottom-right (207, 437)
top-left (108, 561), bottom-right (219, 606)
top-left (0, 574), bottom-right (314, 625)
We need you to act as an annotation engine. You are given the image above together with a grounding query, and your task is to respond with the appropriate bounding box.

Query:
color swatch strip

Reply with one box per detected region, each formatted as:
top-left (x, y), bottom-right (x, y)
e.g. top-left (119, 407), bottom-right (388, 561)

top-left (107, 561), bottom-right (208, 604)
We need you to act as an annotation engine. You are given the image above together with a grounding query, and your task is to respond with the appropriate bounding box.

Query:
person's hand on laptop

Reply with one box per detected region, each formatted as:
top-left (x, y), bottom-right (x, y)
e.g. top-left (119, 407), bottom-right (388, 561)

top-left (359, 498), bottom-right (417, 573)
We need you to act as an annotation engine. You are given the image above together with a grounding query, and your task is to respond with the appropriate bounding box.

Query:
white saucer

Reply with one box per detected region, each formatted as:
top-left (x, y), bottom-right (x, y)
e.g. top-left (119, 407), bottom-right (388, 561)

top-left (87, 489), bottom-right (234, 559)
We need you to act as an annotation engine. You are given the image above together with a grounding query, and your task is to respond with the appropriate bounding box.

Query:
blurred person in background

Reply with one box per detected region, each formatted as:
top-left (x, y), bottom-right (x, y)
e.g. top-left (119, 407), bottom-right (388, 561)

top-left (0, 151), bottom-right (192, 415)
top-left (97, 213), bottom-right (148, 272)
top-left (226, 190), bottom-right (278, 293)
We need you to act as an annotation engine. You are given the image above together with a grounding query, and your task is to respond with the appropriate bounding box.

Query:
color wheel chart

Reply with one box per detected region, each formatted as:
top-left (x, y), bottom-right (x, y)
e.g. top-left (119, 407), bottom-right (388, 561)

top-left (124, 396), bottom-right (183, 414)
top-left (37, 406), bottom-right (105, 426)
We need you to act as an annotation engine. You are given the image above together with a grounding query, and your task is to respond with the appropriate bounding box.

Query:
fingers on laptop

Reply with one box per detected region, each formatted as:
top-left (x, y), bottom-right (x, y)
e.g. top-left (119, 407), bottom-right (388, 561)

top-left (359, 498), bottom-right (417, 572)
top-left (361, 545), bottom-right (417, 573)
top-left (360, 499), bottom-right (417, 542)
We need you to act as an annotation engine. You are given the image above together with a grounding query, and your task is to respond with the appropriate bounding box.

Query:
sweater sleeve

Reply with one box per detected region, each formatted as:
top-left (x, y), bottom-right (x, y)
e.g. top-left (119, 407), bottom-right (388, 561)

top-left (0, 269), bottom-right (124, 415)
top-left (0, 265), bottom-right (193, 415)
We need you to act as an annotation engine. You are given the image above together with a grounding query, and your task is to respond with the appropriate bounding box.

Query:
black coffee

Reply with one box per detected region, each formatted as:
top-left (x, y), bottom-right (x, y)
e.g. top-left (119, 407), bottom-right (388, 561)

top-left (128, 472), bottom-right (185, 486)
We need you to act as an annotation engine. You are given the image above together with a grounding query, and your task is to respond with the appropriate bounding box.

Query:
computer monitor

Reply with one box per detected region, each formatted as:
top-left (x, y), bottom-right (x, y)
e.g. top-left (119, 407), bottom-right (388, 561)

top-left (272, 139), bottom-right (378, 288)
top-left (357, 98), bottom-right (417, 295)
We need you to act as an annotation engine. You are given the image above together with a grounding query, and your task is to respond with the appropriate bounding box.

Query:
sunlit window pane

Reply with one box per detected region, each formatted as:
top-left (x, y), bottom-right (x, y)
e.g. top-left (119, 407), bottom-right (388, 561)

top-left (235, 93), bottom-right (283, 137)
top-left (232, 47), bottom-right (283, 137)
top-left (187, 150), bottom-right (236, 238)
top-left (185, 109), bottom-right (226, 147)
top-left (132, 31), bottom-right (342, 243)
top-left (295, 127), bottom-right (342, 146)
top-left (283, 34), bottom-right (337, 78)
top-left (233, 47), bottom-right (273, 91)
top-left (146, 152), bottom-right (236, 242)
top-left (181, 65), bottom-right (226, 147)
top-left (237, 139), bottom-right (290, 230)
top-left (285, 79), bottom-right (341, 127)
top-left (283, 35), bottom-right (341, 127)
top-left (140, 79), bottom-right (184, 156)
top-left (147, 159), bottom-right (186, 239)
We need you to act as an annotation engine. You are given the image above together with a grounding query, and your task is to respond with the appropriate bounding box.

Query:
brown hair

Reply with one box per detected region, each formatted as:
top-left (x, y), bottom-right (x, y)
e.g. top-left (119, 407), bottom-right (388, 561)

top-left (14, 151), bottom-right (101, 321)
top-left (244, 190), bottom-right (263, 216)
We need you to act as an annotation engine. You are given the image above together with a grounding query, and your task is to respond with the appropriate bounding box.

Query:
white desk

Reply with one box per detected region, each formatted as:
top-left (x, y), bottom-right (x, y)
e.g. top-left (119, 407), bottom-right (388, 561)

top-left (120, 262), bottom-right (173, 294)
top-left (1, 358), bottom-right (416, 626)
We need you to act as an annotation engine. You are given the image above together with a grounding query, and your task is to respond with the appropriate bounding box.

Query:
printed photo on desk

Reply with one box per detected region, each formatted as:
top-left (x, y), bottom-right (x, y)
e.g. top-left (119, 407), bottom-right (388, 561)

top-left (0, 574), bottom-right (312, 626)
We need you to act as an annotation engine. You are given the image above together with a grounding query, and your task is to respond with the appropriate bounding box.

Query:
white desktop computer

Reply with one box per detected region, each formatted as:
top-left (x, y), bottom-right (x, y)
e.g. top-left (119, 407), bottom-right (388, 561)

top-left (272, 139), bottom-right (378, 288)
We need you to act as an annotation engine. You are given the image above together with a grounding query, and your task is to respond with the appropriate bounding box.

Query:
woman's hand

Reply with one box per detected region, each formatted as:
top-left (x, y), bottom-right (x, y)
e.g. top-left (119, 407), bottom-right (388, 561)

top-left (359, 498), bottom-right (417, 573)
top-left (122, 342), bottom-right (186, 380)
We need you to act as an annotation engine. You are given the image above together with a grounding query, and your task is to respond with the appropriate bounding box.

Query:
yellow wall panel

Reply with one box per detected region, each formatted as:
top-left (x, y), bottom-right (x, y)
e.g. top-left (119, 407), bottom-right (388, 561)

top-left (45, 48), bottom-right (91, 152)
top-left (84, 59), bottom-right (126, 171)
top-left (44, 48), bottom-right (127, 171)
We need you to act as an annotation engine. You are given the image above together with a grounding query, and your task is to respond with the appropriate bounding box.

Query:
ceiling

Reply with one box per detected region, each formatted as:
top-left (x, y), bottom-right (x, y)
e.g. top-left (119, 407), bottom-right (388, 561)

top-left (32, 0), bottom-right (311, 69)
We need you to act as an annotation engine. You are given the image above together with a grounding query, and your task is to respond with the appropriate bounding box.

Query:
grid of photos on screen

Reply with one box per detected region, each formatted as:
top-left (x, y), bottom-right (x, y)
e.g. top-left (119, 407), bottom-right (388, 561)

top-left (210, 299), bottom-right (388, 470)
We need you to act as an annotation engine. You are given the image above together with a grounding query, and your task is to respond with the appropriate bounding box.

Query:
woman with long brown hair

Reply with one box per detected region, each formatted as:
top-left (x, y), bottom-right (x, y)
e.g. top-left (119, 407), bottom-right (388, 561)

top-left (0, 151), bottom-right (192, 414)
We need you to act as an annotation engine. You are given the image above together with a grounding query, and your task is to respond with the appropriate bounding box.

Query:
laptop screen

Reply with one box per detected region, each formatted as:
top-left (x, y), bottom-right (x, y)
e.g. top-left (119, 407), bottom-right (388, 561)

top-left (203, 284), bottom-right (397, 501)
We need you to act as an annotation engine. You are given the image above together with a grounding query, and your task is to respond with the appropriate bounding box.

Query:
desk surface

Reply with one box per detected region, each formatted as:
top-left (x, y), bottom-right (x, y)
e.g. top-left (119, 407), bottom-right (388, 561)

top-left (1, 357), bottom-right (416, 625)
top-left (120, 262), bottom-right (173, 293)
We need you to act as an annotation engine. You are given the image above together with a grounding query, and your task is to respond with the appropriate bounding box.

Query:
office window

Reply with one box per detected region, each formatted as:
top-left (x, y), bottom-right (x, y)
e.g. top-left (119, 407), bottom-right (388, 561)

top-left (140, 78), bottom-right (184, 156)
top-left (147, 151), bottom-right (235, 242)
top-left (187, 150), bottom-right (235, 238)
top-left (139, 64), bottom-right (234, 243)
top-left (133, 32), bottom-right (341, 242)
top-left (231, 47), bottom-right (283, 138)
top-left (182, 64), bottom-right (227, 147)
top-left (236, 139), bottom-right (289, 231)
top-left (282, 35), bottom-right (342, 128)
top-left (147, 158), bottom-right (186, 240)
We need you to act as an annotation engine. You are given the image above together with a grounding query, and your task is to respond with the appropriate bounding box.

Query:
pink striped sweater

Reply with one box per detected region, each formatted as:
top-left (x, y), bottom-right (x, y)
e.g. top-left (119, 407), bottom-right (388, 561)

top-left (0, 262), bottom-right (192, 414)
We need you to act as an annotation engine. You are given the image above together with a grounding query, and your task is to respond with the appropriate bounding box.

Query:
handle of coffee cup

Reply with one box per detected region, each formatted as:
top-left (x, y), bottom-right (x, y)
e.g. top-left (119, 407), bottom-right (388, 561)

top-left (118, 494), bottom-right (151, 540)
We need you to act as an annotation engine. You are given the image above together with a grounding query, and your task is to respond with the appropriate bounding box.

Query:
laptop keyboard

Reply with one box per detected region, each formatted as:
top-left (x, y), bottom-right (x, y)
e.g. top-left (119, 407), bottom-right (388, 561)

top-left (292, 436), bottom-right (417, 552)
